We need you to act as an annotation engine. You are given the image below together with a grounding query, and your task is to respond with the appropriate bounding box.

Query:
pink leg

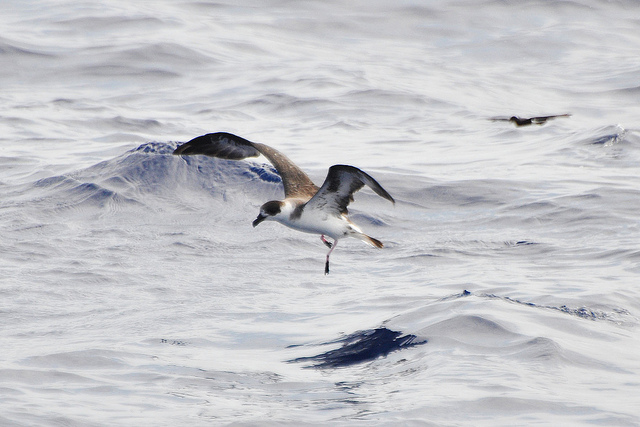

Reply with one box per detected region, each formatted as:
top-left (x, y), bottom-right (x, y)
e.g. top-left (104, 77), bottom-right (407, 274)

top-left (324, 239), bottom-right (338, 275)
top-left (320, 234), bottom-right (333, 248)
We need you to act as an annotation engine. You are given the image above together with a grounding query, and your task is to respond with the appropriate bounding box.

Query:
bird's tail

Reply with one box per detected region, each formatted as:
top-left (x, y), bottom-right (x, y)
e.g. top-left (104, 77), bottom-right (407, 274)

top-left (355, 233), bottom-right (384, 248)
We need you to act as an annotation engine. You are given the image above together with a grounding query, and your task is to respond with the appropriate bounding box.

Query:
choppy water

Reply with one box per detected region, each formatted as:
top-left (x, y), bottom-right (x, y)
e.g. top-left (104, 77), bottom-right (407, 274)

top-left (2, 0), bottom-right (640, 425)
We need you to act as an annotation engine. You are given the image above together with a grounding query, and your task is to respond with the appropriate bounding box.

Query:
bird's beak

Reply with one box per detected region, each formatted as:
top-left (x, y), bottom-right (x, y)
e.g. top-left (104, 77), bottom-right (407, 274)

top-left (252, 214), bottom-right (267, 228)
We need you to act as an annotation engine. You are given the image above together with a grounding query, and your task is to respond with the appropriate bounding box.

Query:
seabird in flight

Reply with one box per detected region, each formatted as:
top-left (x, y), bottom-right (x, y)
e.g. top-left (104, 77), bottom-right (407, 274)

top-left (491, 114), bottom-right (571, 126)
top-left (173, 132), bottom-right (395, 274)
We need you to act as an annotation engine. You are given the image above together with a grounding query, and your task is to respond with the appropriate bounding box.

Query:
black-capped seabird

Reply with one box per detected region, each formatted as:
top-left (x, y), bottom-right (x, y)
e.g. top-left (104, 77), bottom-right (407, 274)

top-left (491, 114), bottom-right (571, 127)
top-left (173, 132), bottom-right (395, 274)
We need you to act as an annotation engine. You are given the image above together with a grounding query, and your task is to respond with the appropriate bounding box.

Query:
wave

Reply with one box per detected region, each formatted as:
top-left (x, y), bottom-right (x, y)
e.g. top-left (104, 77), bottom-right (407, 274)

top-left (19, 141), bottom-right (284, 214)
top-left (290, 290), bottom-right (634, 369)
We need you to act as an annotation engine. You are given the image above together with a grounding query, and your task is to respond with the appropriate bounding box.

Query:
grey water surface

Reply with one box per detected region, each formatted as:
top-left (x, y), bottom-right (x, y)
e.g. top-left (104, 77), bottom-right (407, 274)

top-left (1, 0), bottom-right (640, 425)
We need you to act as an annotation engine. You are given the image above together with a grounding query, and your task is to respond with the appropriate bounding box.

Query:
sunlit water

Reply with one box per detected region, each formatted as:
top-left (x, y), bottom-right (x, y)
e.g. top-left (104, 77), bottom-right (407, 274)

top-left (1, 0), bottom-right (640, 425)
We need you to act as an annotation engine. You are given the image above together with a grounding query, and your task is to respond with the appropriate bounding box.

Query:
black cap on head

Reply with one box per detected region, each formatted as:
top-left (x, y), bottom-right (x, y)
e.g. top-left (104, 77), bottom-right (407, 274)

top-left (252, 201), bottom-right (282, 227)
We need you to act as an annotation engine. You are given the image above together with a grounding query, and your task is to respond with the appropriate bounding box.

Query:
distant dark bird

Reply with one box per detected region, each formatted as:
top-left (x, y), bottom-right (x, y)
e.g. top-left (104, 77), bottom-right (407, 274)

top-left (491, 114), bottom-right (571, 127)
top-left (173, 132), bottom-right (395, 274)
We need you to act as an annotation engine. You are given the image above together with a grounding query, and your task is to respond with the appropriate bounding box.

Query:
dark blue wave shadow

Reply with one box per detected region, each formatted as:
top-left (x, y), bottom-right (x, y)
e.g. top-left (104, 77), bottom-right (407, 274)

top-left (131, 141), bottom-right (177, 154)
top-left (477, 292), bottom-right (629, 321)
top-left (248, 165), bottom-right (281, 183)
top-left (440, 290), bottom-right (630, 322)
top-left (288, 328), bottom-right (425, 369)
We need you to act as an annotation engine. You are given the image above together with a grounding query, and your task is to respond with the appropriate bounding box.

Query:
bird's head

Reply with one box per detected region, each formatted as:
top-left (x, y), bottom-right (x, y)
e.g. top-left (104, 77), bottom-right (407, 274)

top-left (253, 200), bottom-right (283, 227)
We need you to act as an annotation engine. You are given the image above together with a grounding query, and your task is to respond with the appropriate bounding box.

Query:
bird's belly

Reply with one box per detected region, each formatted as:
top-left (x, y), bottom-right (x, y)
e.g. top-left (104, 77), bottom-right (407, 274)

top-left (281, 215), bottom-right (347, 240)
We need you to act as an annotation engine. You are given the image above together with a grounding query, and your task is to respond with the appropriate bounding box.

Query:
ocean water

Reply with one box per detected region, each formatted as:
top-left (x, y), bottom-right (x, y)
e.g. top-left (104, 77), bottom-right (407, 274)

top-left (1, 0), bottom-right (640, 425)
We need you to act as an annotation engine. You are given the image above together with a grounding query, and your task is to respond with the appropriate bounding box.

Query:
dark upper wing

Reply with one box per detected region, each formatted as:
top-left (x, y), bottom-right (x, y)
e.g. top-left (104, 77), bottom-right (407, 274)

top-left (304, 165), bottom-right (395, 215)
top-left (173, 132), bottom-right (261, 159)
top-left (531, 114), bottom-right (571, 123)
top-left (173, 132), bottom-right (318, 199)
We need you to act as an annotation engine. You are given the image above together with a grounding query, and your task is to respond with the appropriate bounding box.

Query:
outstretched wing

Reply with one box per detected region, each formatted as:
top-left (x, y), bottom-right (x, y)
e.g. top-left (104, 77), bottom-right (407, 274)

top-left (304, 165), bottom-right (394, 215)
top-left (531, 114), bottom-right (571, 124)
top-left (173, 132), bottom-right (318, 199)
top-left (173, 132), bottom-right (260, 159)
top-left (489, 116), bottom-right (512, 122)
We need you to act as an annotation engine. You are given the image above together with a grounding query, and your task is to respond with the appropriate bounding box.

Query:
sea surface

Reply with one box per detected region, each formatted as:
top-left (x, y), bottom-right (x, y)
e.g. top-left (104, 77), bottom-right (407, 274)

top-left (1, 0), bottom-right (640, 425)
